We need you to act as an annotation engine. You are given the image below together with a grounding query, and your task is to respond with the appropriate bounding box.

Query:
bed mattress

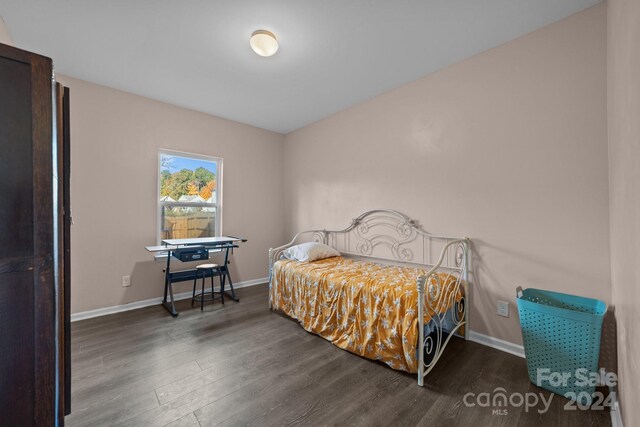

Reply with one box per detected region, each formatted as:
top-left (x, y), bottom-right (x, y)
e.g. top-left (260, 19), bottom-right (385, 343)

top-left (270, 256), bottom-right (462, 373)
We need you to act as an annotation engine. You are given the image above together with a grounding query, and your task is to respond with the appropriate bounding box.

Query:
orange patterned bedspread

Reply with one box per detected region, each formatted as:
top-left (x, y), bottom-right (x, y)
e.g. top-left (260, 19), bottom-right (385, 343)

top-left (269, 256), bottom-right (460, 373)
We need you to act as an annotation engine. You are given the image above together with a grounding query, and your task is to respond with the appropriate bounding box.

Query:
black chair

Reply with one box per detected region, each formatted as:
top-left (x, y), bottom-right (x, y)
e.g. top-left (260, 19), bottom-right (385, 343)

top-left (192, 263), bottom-right (224, 310)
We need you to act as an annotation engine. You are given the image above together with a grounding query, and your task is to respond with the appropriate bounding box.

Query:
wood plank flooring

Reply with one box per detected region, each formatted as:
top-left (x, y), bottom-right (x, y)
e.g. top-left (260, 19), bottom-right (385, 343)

top-left (66, 284), bottom-right (611, 427)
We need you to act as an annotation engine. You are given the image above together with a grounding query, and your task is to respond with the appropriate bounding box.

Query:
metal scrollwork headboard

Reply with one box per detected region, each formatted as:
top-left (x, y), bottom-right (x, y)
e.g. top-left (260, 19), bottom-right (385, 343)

top-left (269, 209), bottom-right (469, 276)
top-left (323, 209), bottom-right (466, 271)
top-left (347, 210), bottom-right (417, 261)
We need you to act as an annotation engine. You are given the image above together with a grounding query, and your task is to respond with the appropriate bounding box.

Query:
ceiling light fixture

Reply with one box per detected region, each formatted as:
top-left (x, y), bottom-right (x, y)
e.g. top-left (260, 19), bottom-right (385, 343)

top-left (250, 30), bottom-right (278, 57)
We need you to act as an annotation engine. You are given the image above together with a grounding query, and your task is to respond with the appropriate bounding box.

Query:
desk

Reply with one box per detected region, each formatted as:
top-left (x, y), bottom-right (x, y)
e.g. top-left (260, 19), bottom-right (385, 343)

top-left (146, 236), bottom-right (246, 316)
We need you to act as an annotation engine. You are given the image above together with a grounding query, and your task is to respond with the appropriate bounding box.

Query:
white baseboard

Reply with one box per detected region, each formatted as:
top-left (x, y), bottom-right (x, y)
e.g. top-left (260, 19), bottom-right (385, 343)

top-left (70, 277), bottom-right (268, 322)
top-left (609, 386), bottom-right (624, 427)
top-left (468, 331), bottom-right (525, 358)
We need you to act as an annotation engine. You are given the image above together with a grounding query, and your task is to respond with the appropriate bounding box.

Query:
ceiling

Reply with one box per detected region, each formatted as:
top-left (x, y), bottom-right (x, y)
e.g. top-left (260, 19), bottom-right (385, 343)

top-left (0, 0), bottom-right (600, 134)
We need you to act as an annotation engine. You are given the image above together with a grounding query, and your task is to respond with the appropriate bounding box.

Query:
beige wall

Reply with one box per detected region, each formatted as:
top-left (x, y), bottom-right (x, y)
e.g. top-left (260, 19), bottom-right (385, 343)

top-left (284, 4), bottom-right (610, 345)
top-left (607, 0), bottom-right (640, 424)
top-left (0, 16), bottom-right (14, 45)
top-left (57, 75), bottom-right (286, 314)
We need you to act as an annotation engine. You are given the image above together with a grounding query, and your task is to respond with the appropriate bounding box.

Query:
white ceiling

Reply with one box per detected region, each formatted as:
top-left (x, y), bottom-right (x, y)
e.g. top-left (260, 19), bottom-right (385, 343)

top-left (0, 0), bottom-right (600, 134)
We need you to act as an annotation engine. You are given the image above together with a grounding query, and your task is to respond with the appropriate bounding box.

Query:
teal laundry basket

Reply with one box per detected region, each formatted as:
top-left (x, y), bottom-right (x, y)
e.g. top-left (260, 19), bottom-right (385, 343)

top-left (516, 287), bottom-right (606, 406)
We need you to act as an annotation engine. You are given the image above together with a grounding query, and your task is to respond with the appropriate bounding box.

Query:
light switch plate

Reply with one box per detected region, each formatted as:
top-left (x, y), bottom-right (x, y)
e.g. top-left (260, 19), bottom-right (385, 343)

top-left (497, 300), bottom-right (509, 317)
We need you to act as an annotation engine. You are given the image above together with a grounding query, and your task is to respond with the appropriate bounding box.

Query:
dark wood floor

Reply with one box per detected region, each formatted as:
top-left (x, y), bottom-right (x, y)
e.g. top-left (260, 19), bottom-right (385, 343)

top-left (66, 284), bottom-right (610, 427)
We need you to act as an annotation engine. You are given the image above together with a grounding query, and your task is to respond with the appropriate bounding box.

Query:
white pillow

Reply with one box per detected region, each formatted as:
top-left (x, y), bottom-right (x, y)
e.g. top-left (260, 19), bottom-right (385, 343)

top-left (283, 242), bottom-right (340, 262)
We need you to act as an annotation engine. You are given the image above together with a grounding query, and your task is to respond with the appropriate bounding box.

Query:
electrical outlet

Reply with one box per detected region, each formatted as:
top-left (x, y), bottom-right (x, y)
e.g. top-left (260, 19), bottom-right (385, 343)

top-left (497, 300), bottom-right (509, 317)
top-left (122, 275), bottom-right (131, 287)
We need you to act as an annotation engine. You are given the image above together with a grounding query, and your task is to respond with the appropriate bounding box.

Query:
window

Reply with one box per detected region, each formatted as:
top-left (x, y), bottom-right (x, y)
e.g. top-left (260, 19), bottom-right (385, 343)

top-left (158, 150), bottom-right (222, 243)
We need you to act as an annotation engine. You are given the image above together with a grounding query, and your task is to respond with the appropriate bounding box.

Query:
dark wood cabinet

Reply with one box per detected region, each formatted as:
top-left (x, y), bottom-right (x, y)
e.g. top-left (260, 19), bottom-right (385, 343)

top-left (0, 42), bottom-right (70, 425)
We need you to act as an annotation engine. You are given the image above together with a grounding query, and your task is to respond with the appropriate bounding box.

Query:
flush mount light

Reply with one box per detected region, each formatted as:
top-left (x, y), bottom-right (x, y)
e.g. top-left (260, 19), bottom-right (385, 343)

top-left (250, 30), bottom-right (278, 57)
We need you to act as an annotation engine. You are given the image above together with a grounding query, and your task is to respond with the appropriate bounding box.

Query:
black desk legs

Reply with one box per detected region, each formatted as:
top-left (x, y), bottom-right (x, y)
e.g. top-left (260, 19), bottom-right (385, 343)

top-left (221, 247), bottom-right (239, 302)
top-left (161, 245), bottom-right (240, 316)
top-left (162, 252), bottom-right (179, 317)
top-left (221, 269), bottom-right (239, 302)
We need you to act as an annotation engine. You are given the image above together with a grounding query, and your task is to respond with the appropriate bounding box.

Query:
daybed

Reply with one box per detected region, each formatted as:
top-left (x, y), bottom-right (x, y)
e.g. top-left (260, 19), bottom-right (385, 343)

top-left (268, 210), bottom-right (469, 386)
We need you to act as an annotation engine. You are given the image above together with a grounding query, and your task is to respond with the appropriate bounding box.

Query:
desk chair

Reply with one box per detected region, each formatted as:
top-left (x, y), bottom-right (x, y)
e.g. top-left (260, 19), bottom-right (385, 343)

top-left (192, 264), bottom-right (224, 310)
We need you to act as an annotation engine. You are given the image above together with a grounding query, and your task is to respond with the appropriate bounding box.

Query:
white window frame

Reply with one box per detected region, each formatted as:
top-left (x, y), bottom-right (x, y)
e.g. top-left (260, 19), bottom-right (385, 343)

top-left (157, 149), bottom-right (223, 245)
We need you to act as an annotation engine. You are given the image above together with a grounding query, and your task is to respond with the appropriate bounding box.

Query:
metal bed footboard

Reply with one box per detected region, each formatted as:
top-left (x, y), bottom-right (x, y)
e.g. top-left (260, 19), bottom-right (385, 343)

top-left (417, 238), bottom-right (469, 386)
top-left (268, 209), bottom-right (470, 385)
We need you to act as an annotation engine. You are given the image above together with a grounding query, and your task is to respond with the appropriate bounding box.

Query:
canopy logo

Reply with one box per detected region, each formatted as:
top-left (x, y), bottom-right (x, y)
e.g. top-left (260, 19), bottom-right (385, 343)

top-left (463, 388), bottom-right (553, 415)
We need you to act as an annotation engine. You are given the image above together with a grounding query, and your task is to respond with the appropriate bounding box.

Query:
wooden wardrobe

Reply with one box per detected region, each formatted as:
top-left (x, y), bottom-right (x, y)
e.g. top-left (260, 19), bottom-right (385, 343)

top-left (0, 42), bottom-right (71, 425)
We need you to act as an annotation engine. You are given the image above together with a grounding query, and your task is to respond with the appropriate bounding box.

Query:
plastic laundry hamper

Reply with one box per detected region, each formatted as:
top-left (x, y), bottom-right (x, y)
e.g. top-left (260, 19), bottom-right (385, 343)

top-left (516, 287), bottom-right (607, 405)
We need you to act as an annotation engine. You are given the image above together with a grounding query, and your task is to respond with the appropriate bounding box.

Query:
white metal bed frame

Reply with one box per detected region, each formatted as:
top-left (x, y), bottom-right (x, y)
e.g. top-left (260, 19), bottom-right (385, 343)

top-left (268, 209), bottom-right (470, 386)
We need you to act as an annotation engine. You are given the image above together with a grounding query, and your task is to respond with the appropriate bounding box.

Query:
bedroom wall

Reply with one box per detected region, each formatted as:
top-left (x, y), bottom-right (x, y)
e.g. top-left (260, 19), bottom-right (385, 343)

top-left (0, 16), bottom-right (13, 45)
top-left (283, 4), bottom-right (610, 346)
top-left (56, 75), bottom-right (286, 314)
top-left (607, 0), bottom-right (640, 424)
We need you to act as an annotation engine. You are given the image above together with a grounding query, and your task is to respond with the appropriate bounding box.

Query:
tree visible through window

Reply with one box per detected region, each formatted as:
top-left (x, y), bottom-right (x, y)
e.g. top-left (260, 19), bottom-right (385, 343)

top-left (158, 150), bottom-right (221, 242)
